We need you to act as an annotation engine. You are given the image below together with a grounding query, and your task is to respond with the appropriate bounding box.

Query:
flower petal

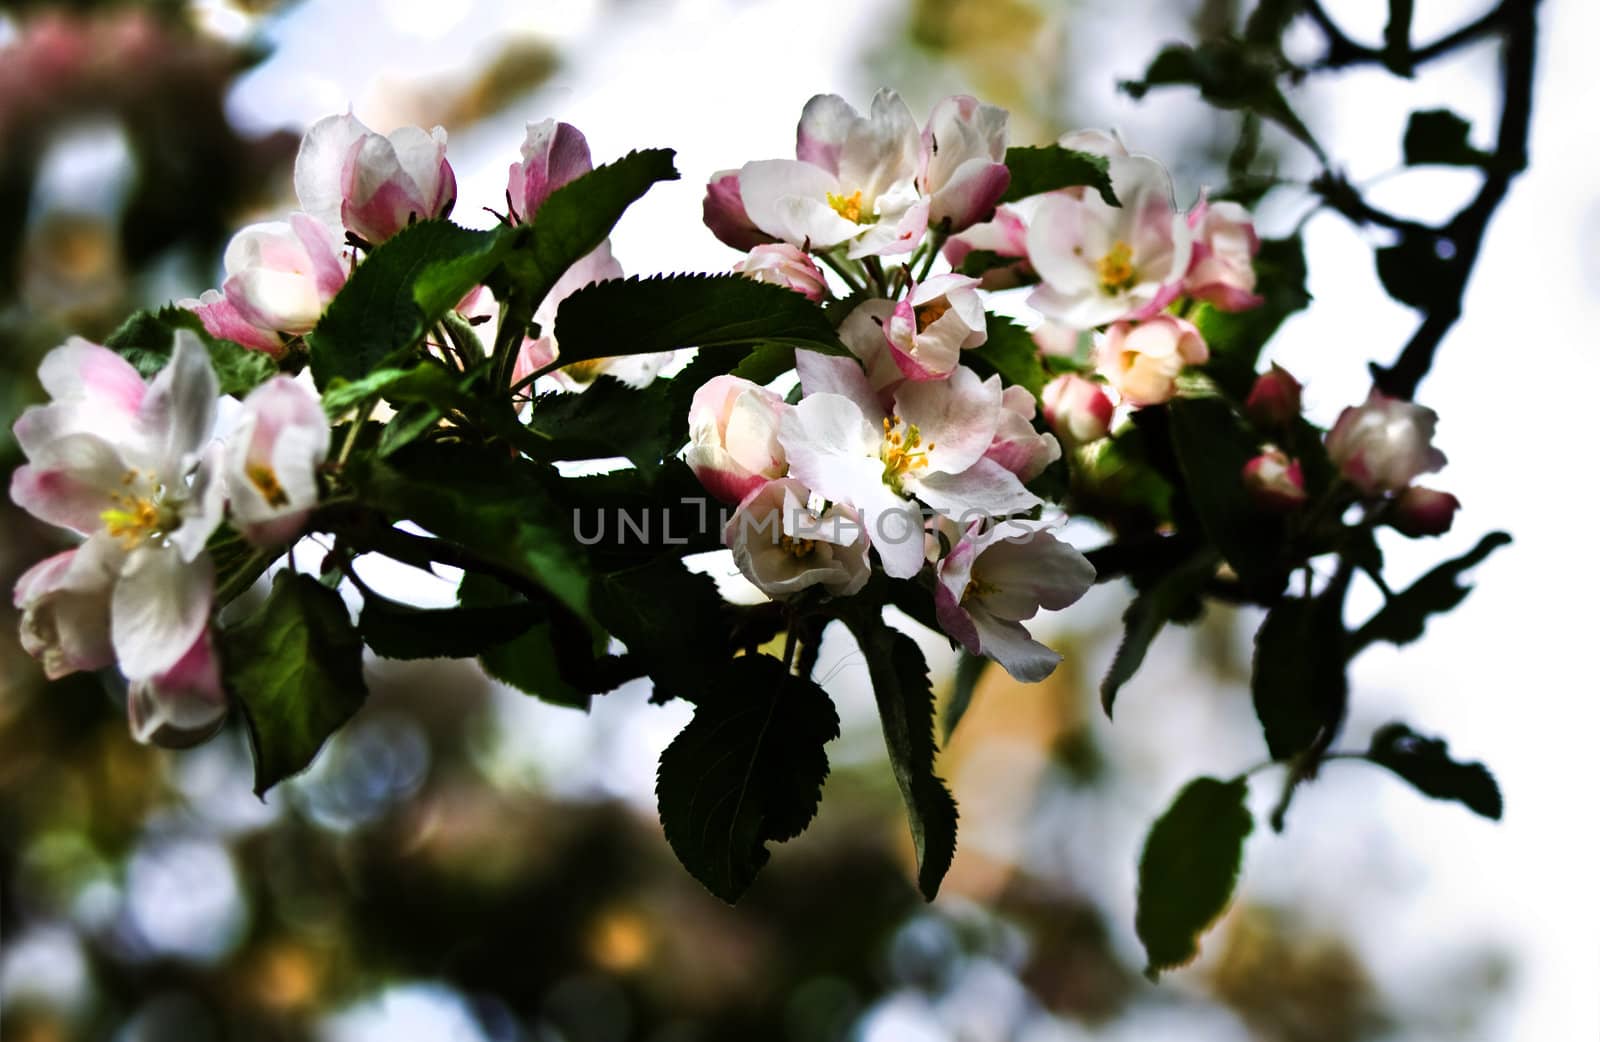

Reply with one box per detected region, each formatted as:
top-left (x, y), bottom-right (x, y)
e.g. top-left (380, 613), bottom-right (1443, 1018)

top-left (111, 544), bottom-right (214, 680)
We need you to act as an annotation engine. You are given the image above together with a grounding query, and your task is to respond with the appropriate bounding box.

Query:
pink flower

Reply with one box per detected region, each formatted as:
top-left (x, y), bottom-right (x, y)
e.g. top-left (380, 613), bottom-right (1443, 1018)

top-left (1241, 449), bottom-right (1307, 511)
top-left (1244, 364), bottom-right (1302, 428)
top-left (220, 214), bottom-right (348, 338)
top-left (1041, 374), bottom-right (1114, 443)
top-left (11, 333), bottom-right (223, 686)
top-left (1391, 487), bottom-right (1460, 537)
top-left (703, 170), bottom-right (777, 252)
top-left (1027, 155), bottom-right (1193, 328)
top-left (1325, 390), bottom-right (1447, 496)
top-left (1184, 196), bottom-right (1263, 312)
top-left (934, 518), bottom-right (1095, 682)
top-left (183, 289), bottom-right (286, 357)
top-left (919, 95), bottom-right (1010, 233)
top-left (724, 478), bottom-right (870, 599)
top-left (13, 542), bottom-right (118, 680)
top-left (224, 376), bottom-right (330, 546)
top-left (1094, 315), bottom-right (1208, 407)
top-left (942, 204), bottom-right (1034, 289)
top-left (985, 385), bottom-right (1061, 482)
top-left (836, 298), bottom-right (905, 401)
top-left (508, 119), bottom-right (592, 225)
top-left (739, 90), bottom-right (928, 259)
top-left (295, 112), bottom-right (456, 244)
top-left (884, 274), bottom-right (987, 380)
top-left (780, 355), bottom-right (1039, 579)
top-left (686, 375), bottom-right (789, 505)
top-left (126, 626), bottom-right (227, 748)
top-left (732, 243), bottom-right (828, 302)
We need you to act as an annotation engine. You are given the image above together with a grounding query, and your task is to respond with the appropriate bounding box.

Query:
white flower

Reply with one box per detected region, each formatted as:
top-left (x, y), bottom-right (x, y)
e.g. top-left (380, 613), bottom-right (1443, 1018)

top-left (1325, 390), bottom-right (1447, 496)
top-left (725, 478), bottom-right (870, 599)
top-left (225, 376), bottom-right (330, 546)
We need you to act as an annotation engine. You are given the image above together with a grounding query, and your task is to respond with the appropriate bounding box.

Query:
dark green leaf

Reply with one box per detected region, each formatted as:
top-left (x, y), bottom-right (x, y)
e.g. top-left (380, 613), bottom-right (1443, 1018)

top-left (1193, 236), bottom-right (1309, 398)
top-left (1403, 109), bottom-right (1492, 167)
top-left (307, 219), bottom-right (515, 388)
top-left (1351, 531), bottom-right (1509, 652)
top-left (1136, 776), bottom-right (1254, 980)
top-left (525, 377), bottom-right (675, 471)
top-left (594, 556), bottom-right (732, 703)
top-left (320, 361), bottom-right (477, 416)
top-left (551, 274), bottom-right (847, 375)
top-left (942, 652), bottom-right (988, 743)
top-left (557, 460), bottom-right (725, 568)
top-left (1375, 232), bottom-right (1456, 311)
top-left (1366, 723), bottom-right (1503, 820)
top-left (843, 610), bottom-right (959, 900)
top-left (358, 594), bottom-right (542, 661)
top-left (953, 248), bottom-right (1037, 288)
top-left (656, 654), bottom-right (840, 902)
top-left (1251, 594), bottom-right (1348, 760)
top-left (1167, 395), bottom-right (1284, 587)
top-left (998, 145), bottom-right (1118, 206)
top-left (1101, 553), bottom-right (1217, 717)
top-left (106, 305), bottom-right (277, 397)
top-left (964, 313), bottom-right (1048, 398)
top-left (221, 572), bottom-right (367, 796)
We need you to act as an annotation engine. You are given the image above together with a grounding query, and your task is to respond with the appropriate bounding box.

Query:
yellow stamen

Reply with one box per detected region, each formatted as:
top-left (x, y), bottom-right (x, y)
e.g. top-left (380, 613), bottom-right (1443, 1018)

top-left (880, 414), bottom-right (931, 490)
top-left (100, 498), bottom-right (162, 549)
top-left (247, 462), bottom-right (290, 508)
top-left (826, 190), bottom-right (864, 223)
top-left (1096, 240), bottom-right (1137, 294)
top-left (778, 534), bottom-right (817, 559)
top-left (914, 297), bottom-right (952, 334)
top-left (961, 577), bottom-right (996, 605)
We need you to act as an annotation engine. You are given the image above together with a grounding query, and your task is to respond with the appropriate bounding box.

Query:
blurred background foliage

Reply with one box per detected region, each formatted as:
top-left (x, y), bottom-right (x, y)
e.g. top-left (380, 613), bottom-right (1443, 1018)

top-left (0, 1), bottom-right (1533, 1040)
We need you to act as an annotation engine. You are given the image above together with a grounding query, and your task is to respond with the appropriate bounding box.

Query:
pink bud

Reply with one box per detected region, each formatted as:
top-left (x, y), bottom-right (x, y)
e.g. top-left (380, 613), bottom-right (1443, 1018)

top-left (986, 384), bottom-right (1061, 482)
top-left (220, 214), bottom-right (348, 337)
top-left (1242, 449), bottom-right (1307, 511)
top-left (224, 376), bottom-right (331, 546)
top-left (686, 375), bottom-right (789, 504)
top-left (703, 170), bottom-right (777, 252)
top-left (182, 289), bottom-right (286, 357)
top-left (919, 95), bottom-right (1011, 233)
top-left (13, 545), bottom-right (116, 680)
top-left (732, 243), bottom-right (828, 302)
top-left (1244, 364), bottom-right (1302, 427)
top-left (1094, 315), bottom-right (1209, 407)
top-left (1391, 486), bottom-right (1460, 537)
top-left (508, 119), bottom-right (592, 225)
top-left (1183, 196), bottom-right (1263, 312)
top-left (295, 113), bottom-right (456, 244)
top-left (1041, 374), bottom-right (1114, 443)
top-left (1325, 390), bottom-right (1447, 496)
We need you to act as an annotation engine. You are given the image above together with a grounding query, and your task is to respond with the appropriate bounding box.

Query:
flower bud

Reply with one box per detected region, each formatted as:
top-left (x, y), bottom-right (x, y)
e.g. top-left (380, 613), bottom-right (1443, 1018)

top-left (224, 376), bottom-right (331, 546)
top-left (508, 119), bottom-right (592, 224)
top-left (1041, 374), bottom-right (1114, 444)
top-left (1241, 448), bottom-right (1307, 511)
top-left (183, 289), bottom-right (286, 356)
top-left (1244, 364), bottom-right (1302, 428)
top-left (732, 243), bottom-right (827, 302)
top-left (1184, 196), bottom-right (1262, 312)
top-left (13, 543), bottom-right (116, 681)
top-left (221, 214), bottom-right (347, 337)
top-left (1391, 486), bottom-right (1460, 537)
top-left (703, 170), bottom-right (777, 252)
top-left (919, 95), bottom-right (1011, 233)
top-left (1325, 390), bottom-right (1447, 496)
top-left (885, 274), bottom-right (986, 380)
top-left (986, 385), bottom-right (1061, 482)
top-left (295, 113), bottom-right (456, 243)
top-left (1094, 315), bottom-right (1208, 407)
top-left (686, 375), bottom-right (788, 504)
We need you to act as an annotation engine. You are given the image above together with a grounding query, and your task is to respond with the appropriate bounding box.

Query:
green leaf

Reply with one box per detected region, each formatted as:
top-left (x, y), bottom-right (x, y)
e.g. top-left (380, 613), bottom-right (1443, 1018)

top-left (964, 313), bottom-right (1048, 398)
top-left (1123, 41), bottom-right (1323, 160)
top-left (221, 572), bottom-right (368, 796)
top-left (307, 219), bottom-right (515, 388)
top-left (1101, 553), bottom-right (1217, 716)
top-left (106, 305), bottom-right (277, 397)
top-left (1351, 531), bottom-right (1510, 652)
top-left (551, 274), bottom-right (847, 375)
top-left (1167, 395), bottom-right (1284, 587)
top-left (1251, 594), bottom-right (1349, 760)
top-left (1136, 776), bottom-right (1254, 980)
top-left (656, 654), bottom-right (840, 902)
top-left (594, 556), bottom-right (732, 703)
top-left (358, 593), bottom-right (542, 661)
top-left (208, 526), bottom-right (275, 605)
top-left (1193, 236), bottom-right (1309, 398)
top-left (843, 610), bottom-right (959, 900)
top-left (998, 145), bottom-right (1118, 206)
top-left (942, 652), bottom-right (988, 743)
top-left (1366, 723), bottom-right (1503, 820)
top-left (500, 149), bottom-right (679, 306)
top-left (525, 377), bottom-right (675, 471)
top-left (319, 361), bottom-right (477, 416)
top-left (1403, 109), bottom-right (1492, 167)
top-left (352, 442), bottom-right (590, 618)
top-left (1375, 232), bottom-right (1456, 311)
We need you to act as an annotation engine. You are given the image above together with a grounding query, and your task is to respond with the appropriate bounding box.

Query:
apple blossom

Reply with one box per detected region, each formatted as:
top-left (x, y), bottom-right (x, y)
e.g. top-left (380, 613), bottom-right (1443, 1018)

top-left (1094, 315), bottom-right (1208, 407)
top-left (10, 333), bottom-right (223, 684)
top-left (224, 376), bottom-right (330, 546)
top-left (781, 353), bottom-right (1039, 579)
top-left (919, 95), bottom-right (1010, 233)
top-left (1241, 448), bottom-right (1307, 511)
top-left (732, 243), bottom-right (828, 302)
top-left (836, 298), bottom-right (904, 401)
top-left (295, 112), bottom-right (456, 244)
top-left (1041, 373), bottom-right (1114, 443)
top-left (183, 289), bottom-right (286, 356)
top-left (884, 274), bottom-right (987, 380)
top-left (1244, 363), bottom-right (1302, 428)
top-left (1027, 154), bottom-right (1193, 328)
top-left (985, 385), bottom-right (1062, 482)
top-left (1391, 487), bottom-right (1460, 537)
top-left (725, 479), bottom-right (870, 599)
top-left (219, 214), bottom-right (348, 340)
top-left (942, 204), bottom-right (1034, 289)
top-left (739, 90), bottom-right (929, 259)
top-left (934, 518), bottom-right (1095, 682)
top-left (126, 626), bottom-right (227, 748)
top-left (686, 375), bottom-right (789, 504)
top-left (13, 542), bottom-right (117, 680)
top-left (1184, 196), bottom-right (1262, 312)
top-left (703, 170), bottom-right (776, 252)
top-left (1325, 390), bottom-right (1447, 496)
top-left (508, 118), bottom-right (592, 224)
